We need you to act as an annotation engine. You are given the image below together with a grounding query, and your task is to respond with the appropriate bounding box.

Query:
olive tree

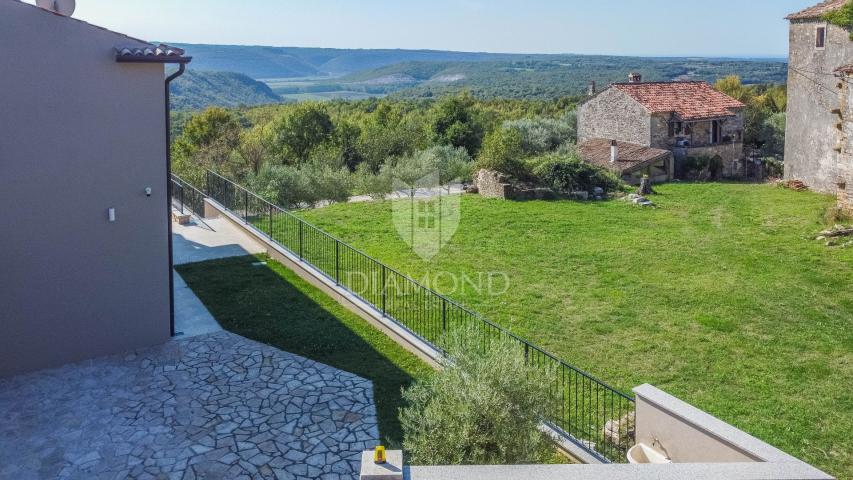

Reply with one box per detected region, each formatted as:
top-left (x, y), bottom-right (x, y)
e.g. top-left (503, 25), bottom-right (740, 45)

top-left (400, 327), bottom-right (558, 465)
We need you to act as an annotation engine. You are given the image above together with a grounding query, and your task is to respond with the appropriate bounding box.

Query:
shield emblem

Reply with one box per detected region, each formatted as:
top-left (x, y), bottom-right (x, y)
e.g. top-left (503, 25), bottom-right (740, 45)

top-left (392, 170), bottom-right (461, 261)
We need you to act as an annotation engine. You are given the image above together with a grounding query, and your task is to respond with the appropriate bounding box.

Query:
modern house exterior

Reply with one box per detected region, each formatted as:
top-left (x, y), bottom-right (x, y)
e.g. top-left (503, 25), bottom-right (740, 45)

top-left (785, 0), bottom-right (853, 209)
top-left (0, 0), bottom-right (190, 377)
top-left (578, 76), bottom-right (746, 180)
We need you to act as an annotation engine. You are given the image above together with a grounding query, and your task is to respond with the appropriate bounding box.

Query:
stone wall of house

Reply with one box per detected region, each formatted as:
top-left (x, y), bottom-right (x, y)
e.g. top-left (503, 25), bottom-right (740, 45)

top-left (785, 19), bottom-right (853, 193)
top-left (578, 88), bottom-right (651, 146)
top-left (673, 143), bottom-right (745, 179)
top-left (836, 72), bottom-right (853, 211)
top-left (651, 111), bottom-right (744, 178)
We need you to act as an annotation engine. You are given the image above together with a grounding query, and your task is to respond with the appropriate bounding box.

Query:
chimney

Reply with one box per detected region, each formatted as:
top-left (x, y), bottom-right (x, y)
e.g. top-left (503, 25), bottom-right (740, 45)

top-left (588, 81), bottom-right (597, 97)
top-left (628, 72), bottom-right (642, 83)
top-left (610, 140), bottom-right (618, 163)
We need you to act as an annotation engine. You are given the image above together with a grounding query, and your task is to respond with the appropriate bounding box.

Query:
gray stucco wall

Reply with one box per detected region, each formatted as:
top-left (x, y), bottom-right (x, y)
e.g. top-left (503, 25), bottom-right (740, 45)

top-left (785, 19), bottom-right (853, 193)
top-left (0, 2), bottom-right (170, 377)
top-left (578, 88), bottom-right (651, 146)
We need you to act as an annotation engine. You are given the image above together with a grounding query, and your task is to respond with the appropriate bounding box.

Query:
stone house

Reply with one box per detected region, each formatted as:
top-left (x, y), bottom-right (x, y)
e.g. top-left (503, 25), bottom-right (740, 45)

top-left (578, 75), bottom-right (746, 179)
top-left (577, 139), bottom-right (673, 185)
top-left (785, 0), bottom-right (853, 210)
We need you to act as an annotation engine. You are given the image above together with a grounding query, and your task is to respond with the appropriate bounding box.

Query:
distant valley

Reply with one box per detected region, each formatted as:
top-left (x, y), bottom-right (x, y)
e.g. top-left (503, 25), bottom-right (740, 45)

top-left (168, 43), bottom-right (788, 110)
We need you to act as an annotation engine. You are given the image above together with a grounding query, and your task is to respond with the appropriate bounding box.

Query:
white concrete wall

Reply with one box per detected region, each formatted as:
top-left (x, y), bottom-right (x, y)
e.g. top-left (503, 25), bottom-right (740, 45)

top-left (0, 1), bottom-right (170, 376)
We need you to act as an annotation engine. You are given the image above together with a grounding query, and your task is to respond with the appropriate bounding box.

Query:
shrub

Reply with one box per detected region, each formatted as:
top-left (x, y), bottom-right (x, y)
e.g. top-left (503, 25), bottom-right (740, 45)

top-left (761, 157), bottom-right (784, 178)
top-left (400, 327), bottom-right (557, 465)
top-left (824, 205), bottom-right (853, 225)
top-left (302, 161), bottom-right (354, 206)
top-left (414, 145), bottom-right (473, 185)
top-left (531, 151), bottom-right (624, 194)
top-left (246, 164), bottom-right (310, 209)
top-left (504, 114), bottom-right (577, 156)
top-left (475, 128), bottom-right (528, 179)
top-left (246, 161), bottom-right (353, 209)
top-left (676, 155), bottom-right (724, 180)
top-left (353, 163), bottom-right (393, 199)
top-left (824, 0), bottom-right (853, 40)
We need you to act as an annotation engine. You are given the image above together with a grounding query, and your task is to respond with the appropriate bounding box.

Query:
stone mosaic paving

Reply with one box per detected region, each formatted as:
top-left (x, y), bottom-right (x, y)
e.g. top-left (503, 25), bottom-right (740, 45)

top-left (0, 331), bottom-right (378, 480)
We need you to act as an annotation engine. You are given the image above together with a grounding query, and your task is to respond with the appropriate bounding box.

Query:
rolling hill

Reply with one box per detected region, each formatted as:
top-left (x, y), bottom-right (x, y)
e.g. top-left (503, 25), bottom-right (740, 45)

top-left (166, 44), bottom-right (788, 104)
top-left (169, 43), bottom-right (524, 79)
top-left (169, 70), bottom-right (283, 110)
top-left (268, 56), bottom-right (788, 100)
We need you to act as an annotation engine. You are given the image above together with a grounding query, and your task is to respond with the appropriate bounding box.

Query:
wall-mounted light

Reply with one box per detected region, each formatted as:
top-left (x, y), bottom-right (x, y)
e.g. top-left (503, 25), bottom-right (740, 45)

top-left (145, 187), bottom-right (152, 197)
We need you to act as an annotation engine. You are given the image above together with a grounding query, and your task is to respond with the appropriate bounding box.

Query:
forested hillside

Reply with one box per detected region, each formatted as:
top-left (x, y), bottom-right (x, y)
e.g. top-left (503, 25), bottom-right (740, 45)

top-left (286, 57), bottom-right (788, 100)
top-left (166, 43), bottom-right (787, 111)
top-left (169, 43), bottom-right (522, 78)
top-left (172, 76), bottom-right (785, 209)
top-left (169, 70), bottom-right (283, 110)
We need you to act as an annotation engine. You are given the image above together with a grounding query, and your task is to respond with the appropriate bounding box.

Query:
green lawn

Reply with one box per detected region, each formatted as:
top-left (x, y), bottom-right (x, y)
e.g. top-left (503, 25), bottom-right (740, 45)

top-left (176, 255), bottom-right (434, 448)
top-left (294, 183), bottom-right (853, 477)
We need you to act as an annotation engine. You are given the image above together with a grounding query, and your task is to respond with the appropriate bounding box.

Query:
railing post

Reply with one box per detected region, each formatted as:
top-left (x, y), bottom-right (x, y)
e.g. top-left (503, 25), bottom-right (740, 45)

top-left (268, 204), bottom-right (273, 239)
top-left (524, 343), bottom-right (529, 366)
top-left (442, 298), bottom-right (447, 335)
top-left (298, 221), bottom-right (304, 260)
top-left (335, 241), bottom-right (340, 285)
top-left (381, 264), bottom-right (386, 316)
top-left (205, 170), bottom-right (210, 197)
top-left (244, 190), bottom-right (249, 223)
top-left (179, 183), bottom-right (184, 214)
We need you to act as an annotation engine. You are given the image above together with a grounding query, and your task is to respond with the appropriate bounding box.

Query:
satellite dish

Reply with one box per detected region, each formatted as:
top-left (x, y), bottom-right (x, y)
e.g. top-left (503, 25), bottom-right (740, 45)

top-left (35, 0), bottom-right (76, 16)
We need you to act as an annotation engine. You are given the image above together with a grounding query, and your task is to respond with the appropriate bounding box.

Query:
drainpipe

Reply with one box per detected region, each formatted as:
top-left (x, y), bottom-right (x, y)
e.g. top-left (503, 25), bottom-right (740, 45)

top-left (165, 63), bottom-right (186, 337)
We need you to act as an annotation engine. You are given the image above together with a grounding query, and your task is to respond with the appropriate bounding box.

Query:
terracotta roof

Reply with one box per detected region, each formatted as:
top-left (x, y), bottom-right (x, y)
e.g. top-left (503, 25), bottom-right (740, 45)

top-left (578, 139), bottom-right (671, 174)
top-left (613, 81), bottom-right (745, 121)
top-left (786, 0), bottom-right (847, 20)
top-left (115, 44), bottom-right (191, 63)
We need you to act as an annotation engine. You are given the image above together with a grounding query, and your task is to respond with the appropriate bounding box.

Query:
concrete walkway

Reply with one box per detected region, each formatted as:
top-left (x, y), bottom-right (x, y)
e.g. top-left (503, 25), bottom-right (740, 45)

top-left (173, 217), bottom-right (265, 266)
top-left (0, 331), bottom-right (378, 480)
top-left (172, 217), bottom-right (266, 339)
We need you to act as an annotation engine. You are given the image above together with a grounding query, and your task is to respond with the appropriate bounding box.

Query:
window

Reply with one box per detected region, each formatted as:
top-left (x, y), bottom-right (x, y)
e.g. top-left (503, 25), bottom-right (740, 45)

top-left (711, 120), bottom-right (721, 144)
top-left (668, 121), bottom-right (683, 137)
top-left (816, 26), bottom-right (826, 49)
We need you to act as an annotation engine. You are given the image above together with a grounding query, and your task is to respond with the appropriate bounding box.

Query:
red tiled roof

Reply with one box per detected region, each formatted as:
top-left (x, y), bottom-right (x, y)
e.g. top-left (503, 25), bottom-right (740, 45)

top-left (613, 81), bottom-right (745, 121)
top-left (786, 0), bottom-right (847, 20)
top-left (578, 139), bottom-right (671, 174)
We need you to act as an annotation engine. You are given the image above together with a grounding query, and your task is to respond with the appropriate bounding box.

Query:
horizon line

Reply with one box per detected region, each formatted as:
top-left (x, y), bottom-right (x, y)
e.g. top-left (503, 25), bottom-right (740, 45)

top-left (162, 41), bottom-right (789, 61)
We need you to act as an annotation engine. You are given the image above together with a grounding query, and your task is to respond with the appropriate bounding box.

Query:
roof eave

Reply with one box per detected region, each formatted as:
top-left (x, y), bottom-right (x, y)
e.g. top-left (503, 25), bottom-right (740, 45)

top-left (675, 111), bottom-right (742, 122)
top-left (116, 56), bottom-right (193, 64)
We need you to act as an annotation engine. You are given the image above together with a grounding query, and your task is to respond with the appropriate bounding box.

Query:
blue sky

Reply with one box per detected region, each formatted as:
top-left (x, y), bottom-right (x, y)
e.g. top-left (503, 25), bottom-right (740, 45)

top-left (59, 0), bottom-right (813, 57)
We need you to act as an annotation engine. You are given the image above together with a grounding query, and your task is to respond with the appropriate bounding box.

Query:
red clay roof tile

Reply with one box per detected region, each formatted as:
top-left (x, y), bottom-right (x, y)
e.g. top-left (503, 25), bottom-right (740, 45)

top-left (613, 81), bottom-right (745, 121)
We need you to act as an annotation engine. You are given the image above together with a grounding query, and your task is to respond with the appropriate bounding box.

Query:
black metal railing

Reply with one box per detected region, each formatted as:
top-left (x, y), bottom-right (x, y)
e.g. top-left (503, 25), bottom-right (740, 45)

top-left (171, 173), bottom-right (207, 218)
top-left (202, 169), bottom-right (635, 462)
